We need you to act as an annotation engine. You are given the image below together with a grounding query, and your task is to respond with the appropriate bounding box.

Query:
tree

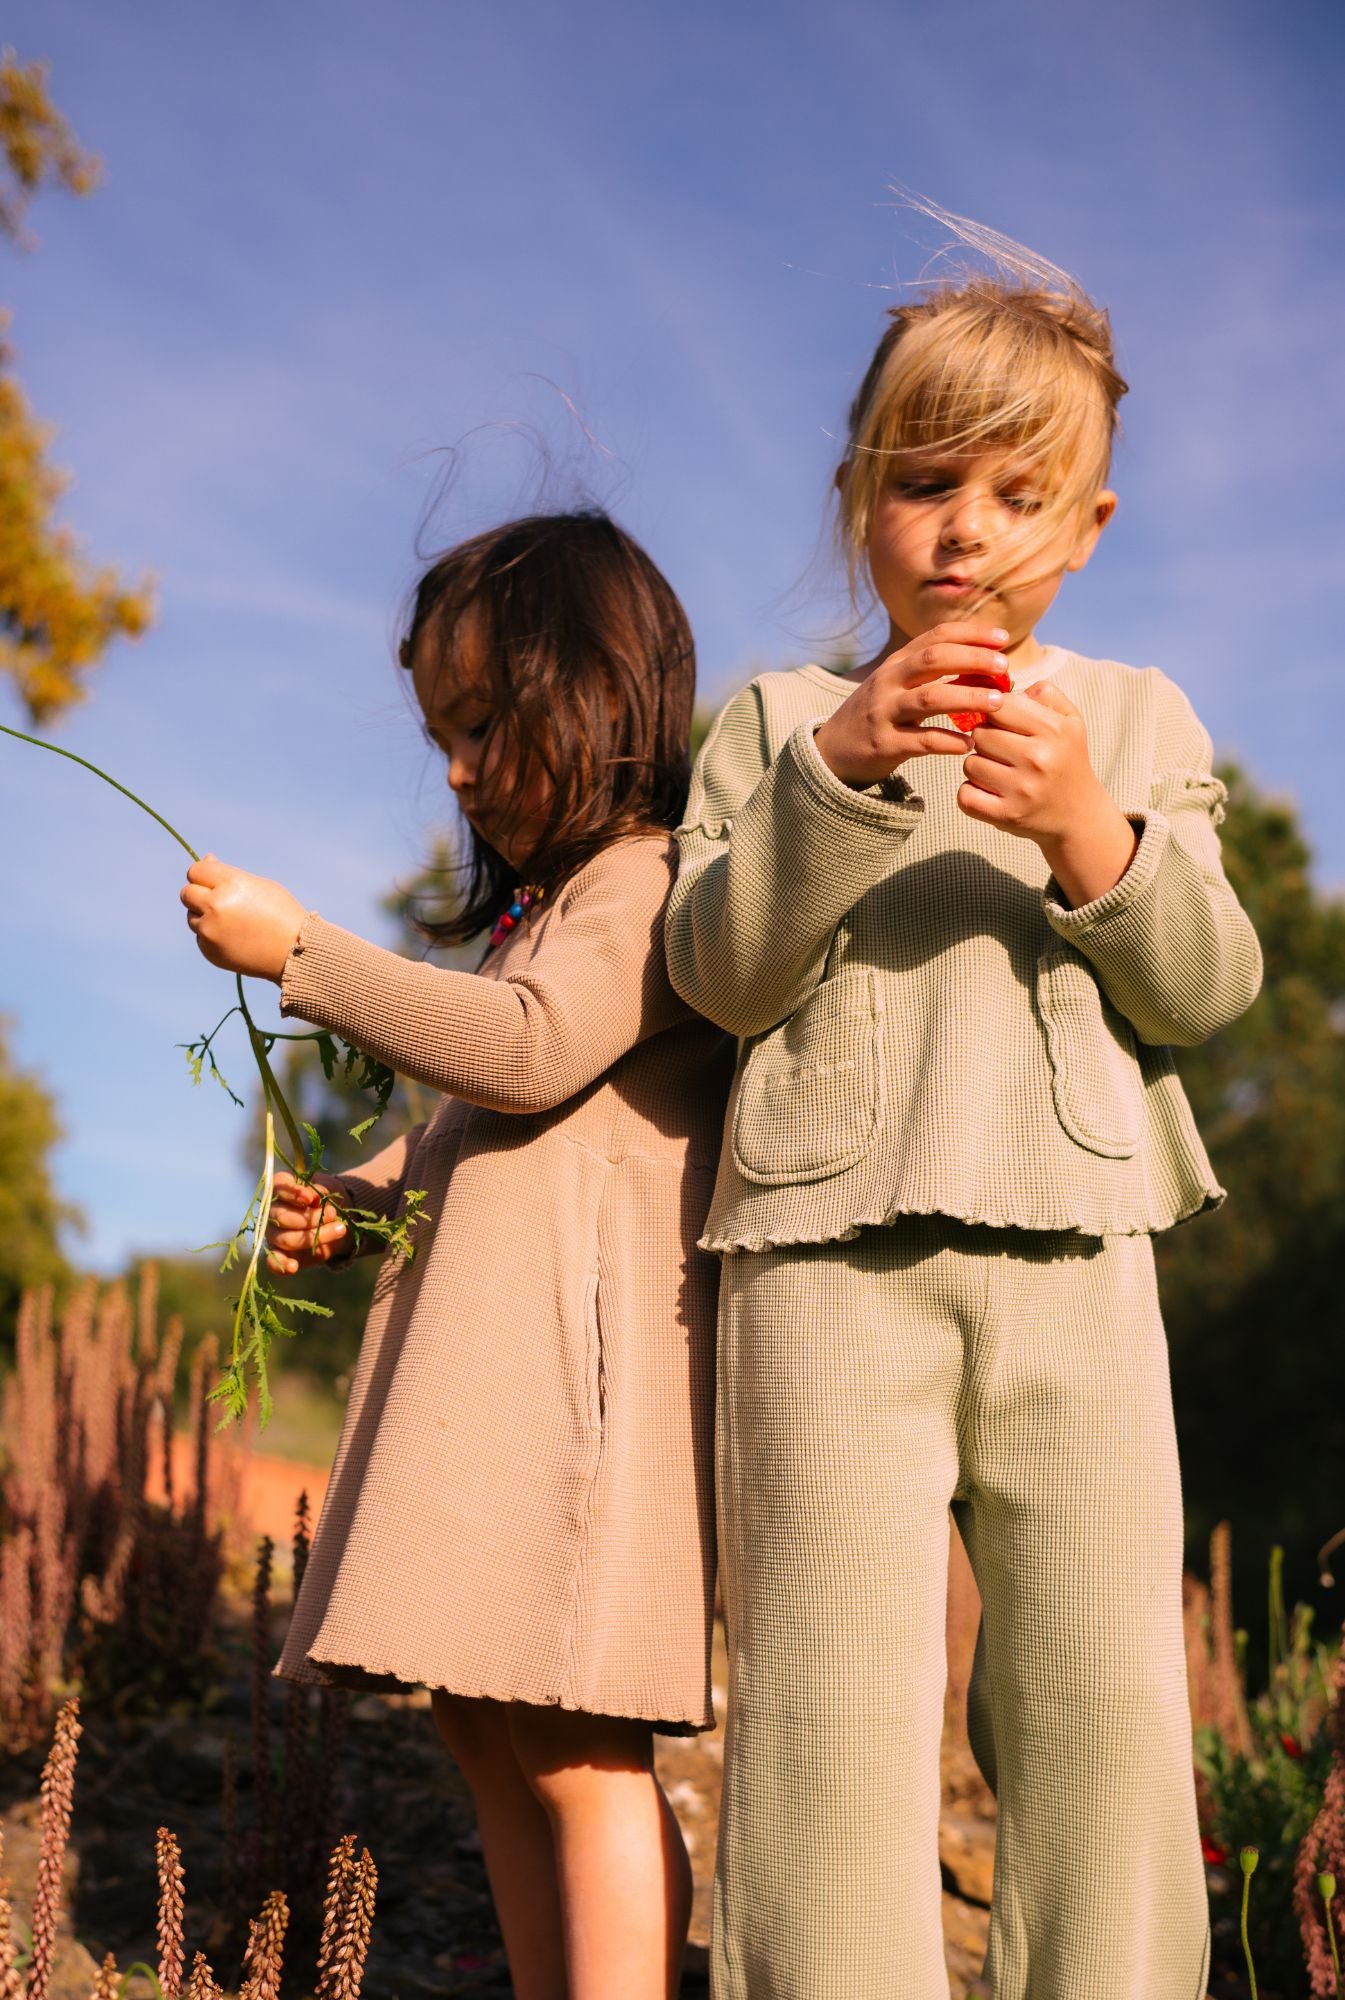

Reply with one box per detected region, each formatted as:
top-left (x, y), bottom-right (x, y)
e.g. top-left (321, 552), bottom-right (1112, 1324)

top-left (0, 1015), bottom-right (79, 1332)
top-left (0, 52), bottom-right (152, 721)
top-left (1157, 765), bottom-right (1345, 1630)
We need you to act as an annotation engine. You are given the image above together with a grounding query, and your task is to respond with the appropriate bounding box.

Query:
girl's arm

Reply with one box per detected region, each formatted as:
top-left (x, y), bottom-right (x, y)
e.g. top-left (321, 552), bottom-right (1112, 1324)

top-left (666, 683), bottom-right (926, 1037)
top-left (278, 837), bottom-right (689, 1111)
top-left (1041, 673), bottom-right (1262, 1046)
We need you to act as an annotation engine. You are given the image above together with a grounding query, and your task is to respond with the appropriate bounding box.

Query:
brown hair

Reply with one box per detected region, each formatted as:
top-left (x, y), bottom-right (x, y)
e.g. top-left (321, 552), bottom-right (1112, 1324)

top-left (839, 204), bottom-right (1128, 601)
top-left (399, 510), bottom-right (696, 945)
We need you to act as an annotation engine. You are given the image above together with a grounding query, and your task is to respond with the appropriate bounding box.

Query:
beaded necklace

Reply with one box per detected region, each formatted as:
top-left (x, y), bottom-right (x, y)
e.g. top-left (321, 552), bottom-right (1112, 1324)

top-left (486, 883), bottom-right (544, 953)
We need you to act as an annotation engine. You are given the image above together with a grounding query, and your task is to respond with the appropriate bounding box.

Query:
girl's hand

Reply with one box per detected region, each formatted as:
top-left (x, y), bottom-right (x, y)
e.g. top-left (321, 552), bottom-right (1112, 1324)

top-left (960, 680), bottom-right (1139, 905)
top-left (180, 855), bottom-right (307, 981)
top-left (812, 624), bottom-right (1012, 786)
top-left (265, 1171), bottom-right (350, 1275)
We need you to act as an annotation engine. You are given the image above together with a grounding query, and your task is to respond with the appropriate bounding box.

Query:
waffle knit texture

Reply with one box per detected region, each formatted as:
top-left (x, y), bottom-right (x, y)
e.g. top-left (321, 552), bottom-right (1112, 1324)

top-left (714, 1219), bottom-right (1211, 2000)
top-left (272, 834), bottom-right (734, 1732)
top-left (667, 653), bottom-right (1263, 1250)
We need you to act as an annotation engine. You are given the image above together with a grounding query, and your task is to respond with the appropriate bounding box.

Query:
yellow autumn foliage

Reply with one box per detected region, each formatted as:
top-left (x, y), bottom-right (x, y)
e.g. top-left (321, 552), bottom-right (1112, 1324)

top-left (0, 49), bottom-right (100, 244)
top-left (0, 51), bottom-right (153, 722)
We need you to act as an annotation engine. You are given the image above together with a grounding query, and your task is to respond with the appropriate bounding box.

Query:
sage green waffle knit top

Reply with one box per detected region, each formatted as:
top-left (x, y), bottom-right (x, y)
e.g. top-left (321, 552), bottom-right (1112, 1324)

top-left (666, 651), bottom-right (1263, 1251)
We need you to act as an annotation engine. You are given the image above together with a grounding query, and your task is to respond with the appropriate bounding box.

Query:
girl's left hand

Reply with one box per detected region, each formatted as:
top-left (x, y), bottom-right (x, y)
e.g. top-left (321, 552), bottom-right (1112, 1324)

top-left (180, 855), bottom-right (307, 981)
top-left (959, 680), bottom-right (1139, 903)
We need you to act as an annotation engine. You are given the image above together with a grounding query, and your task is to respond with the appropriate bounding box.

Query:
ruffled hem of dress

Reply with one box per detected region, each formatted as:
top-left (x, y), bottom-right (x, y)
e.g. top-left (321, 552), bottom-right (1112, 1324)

top-left (698, 1183), bottom-right (1226, 1255)
top-left (273, 1648), bottom-right (711, 1736)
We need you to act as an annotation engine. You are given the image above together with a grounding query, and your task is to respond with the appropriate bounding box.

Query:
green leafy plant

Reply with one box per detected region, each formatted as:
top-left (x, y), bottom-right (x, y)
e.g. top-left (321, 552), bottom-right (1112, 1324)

top-left (1, 723), bottom-right (428, 1423)
top-left (1196, 1537), bottom-right (1343, 1989)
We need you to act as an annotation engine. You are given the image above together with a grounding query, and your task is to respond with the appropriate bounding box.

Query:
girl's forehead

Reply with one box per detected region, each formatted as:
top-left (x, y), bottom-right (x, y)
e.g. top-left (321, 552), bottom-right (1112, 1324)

top-left (407, 610), bottom-right (492, 723)
top-left (889, 443), bottom-right (1041, 481)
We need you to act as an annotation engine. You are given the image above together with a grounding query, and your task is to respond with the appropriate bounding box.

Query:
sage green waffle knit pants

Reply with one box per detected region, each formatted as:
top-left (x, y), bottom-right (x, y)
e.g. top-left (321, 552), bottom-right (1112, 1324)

top-left (712, 1217), bottom-right (1210, 2000)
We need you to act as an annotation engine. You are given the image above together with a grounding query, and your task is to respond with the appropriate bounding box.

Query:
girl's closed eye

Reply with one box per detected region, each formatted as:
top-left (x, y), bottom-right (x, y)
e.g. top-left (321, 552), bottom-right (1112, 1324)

top-left (1000, 488), bottom-right (1044, 515)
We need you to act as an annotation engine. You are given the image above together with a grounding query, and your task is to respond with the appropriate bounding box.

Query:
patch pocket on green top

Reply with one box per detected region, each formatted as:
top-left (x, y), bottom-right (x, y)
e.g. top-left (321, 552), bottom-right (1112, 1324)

top-left (1035, 944), bottom-right (1142, 1159)
top-left (732, 969), bottom-right (883, 1185)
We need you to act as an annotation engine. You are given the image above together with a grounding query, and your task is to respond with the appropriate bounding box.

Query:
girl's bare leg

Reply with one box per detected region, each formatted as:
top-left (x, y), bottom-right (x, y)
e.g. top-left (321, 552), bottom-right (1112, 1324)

top-left (509, 1705), bottom-right (693, 2000)
top-left (431, 1691), bottom-right (566, 2000)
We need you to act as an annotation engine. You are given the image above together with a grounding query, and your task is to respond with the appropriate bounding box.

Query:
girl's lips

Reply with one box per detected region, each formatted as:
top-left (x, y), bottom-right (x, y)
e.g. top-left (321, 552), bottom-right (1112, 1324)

top-left (926, 576), bottom-right (981, 593)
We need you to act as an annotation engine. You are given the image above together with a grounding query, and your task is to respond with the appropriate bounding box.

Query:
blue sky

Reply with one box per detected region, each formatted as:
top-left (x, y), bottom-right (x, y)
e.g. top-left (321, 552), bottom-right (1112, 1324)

top-left (2, 0), bottom-right (1342, 1269)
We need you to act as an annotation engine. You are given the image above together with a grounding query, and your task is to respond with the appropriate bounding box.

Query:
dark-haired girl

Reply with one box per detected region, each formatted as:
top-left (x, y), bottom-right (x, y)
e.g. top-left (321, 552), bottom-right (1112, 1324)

top-left (179, 512), bottom-right (732, 2000)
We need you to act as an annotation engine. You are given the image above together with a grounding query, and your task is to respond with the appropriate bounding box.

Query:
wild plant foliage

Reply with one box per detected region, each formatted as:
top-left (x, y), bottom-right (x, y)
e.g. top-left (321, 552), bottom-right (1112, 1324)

top-left (0, 725), bottom-right (428, 1422)
top-left (0, 1272), bottom-right (242, 1750)
top-left (0, 1697), bottom-right (378, 2000)
top-left (1187, 1525), bottom-right (1345, 1992)
top-left (225, 1506), bottom-right (351, 1920)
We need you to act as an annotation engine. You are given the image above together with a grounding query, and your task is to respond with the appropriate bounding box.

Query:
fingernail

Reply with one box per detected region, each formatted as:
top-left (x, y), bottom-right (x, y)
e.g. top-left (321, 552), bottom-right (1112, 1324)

top-left (991, 628), bottom-right (1009, 642)
top-left (992, 652), bottom-right (1008, 668)
top-left (333, 1222), bottom-right (347, 1236)
top-left (985, 689), bottom-right (1004, 706)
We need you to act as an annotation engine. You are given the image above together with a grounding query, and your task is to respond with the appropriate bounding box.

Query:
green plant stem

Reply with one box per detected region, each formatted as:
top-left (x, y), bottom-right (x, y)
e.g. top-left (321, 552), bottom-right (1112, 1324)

top-left (1240, 1851), bottom-right (1259, 2000)
top-left (2, 719), bottom-right (311, 1171)
top-left (242, 1004), bottom-right (306, 1170)
top-left (116, 1962), bottom-right (166, 2000)
top-left (1325, 1886), bottom-right (1342, 1999)
top-left (1, 721), bottom-right (202, 860)
top-left (232, 1111), bottom-right (277, 1366)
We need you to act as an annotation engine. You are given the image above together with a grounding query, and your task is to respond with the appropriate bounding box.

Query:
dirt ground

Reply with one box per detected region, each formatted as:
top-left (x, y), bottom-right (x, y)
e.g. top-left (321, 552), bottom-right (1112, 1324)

top-left (5, 1443), bottom-right (1002, 1997)
top-left (0, 1635), bottom-right (995, 2000)
top-left (222, 1443), bottom-right (999, 1989)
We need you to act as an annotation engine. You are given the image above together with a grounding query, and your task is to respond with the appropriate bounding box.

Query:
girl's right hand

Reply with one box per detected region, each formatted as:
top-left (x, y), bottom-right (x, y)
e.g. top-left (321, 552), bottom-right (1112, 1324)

top-left (266, 1171), bottom-right (350, 1275)
top-left (813, 623), bottom-right (1011, 787)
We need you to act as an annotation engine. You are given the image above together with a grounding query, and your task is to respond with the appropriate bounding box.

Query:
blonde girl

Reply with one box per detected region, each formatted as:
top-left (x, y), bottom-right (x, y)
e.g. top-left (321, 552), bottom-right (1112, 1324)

top-left (667, 218), bottom-right (1262, 1999)
top-left (180, 511), bottom-right (732, 2000)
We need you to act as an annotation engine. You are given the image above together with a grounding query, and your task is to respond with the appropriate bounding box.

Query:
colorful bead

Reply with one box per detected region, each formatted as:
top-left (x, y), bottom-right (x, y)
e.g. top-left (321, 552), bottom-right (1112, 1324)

top-left (487, 883), bottom-right (544, 953)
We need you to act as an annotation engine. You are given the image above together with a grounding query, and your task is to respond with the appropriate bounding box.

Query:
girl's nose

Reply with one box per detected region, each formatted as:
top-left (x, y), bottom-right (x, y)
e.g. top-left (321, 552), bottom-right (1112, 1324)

top-left (941, 488), bottom-right (989, 551)
top-left (446, 740), bottom-right (477, 795)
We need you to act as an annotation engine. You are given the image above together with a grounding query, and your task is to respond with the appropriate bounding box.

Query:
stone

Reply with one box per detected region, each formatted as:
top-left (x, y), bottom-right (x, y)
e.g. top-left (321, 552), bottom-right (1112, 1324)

top-left (939, 1808), bottom-right (996, 1907)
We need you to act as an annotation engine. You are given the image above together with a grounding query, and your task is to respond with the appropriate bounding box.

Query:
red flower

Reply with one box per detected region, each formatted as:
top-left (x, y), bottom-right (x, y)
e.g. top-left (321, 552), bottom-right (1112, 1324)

top-left (1202, 1836), bottom-right (1229, 1866)
top-left (950, 669), bottom-right (1013, 732)
top-left (1281, 1732), bottom-right (1304, 1759)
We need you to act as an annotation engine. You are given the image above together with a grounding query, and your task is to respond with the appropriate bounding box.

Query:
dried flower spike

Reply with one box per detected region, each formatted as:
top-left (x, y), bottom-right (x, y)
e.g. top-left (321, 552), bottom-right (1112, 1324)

top-left (239, 1889), bottom-right (288, 2000)
top-left (29, 1697), bottom-right (82, 2000)
top-left (155, 1826), bottom-right (186, 2000)
top-left (320, 1848), bottom-right (377, 2000)
top-left (0, 1827), bottom-right (22, 2000)
top-left (183, 1952), bottom-right (224, 2000)
top-left (315, 1834), bottom-right (357, 1996)
top-left (250, 1535), bottom-right (275, 1881)
top-left (89, 1953), bottom-right (119, 2000)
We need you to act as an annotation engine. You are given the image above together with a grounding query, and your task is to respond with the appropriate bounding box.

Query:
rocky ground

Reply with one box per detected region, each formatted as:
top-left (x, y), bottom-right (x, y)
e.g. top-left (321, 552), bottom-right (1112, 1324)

top-left (5, 1447), bottom-right (1255, 1999)
top-left (0, 1600), bottom-right (996, 2000)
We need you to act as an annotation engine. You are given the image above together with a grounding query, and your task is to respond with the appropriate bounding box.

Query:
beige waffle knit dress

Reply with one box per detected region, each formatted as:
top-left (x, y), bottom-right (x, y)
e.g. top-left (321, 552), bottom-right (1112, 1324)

top-left (273, 834), bottom-right (733, 1732)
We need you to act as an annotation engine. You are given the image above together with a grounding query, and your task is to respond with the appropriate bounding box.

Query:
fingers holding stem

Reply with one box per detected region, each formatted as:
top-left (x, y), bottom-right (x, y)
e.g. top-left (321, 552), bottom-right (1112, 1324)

top-left (265, 1173), bottom-right (348, 1275)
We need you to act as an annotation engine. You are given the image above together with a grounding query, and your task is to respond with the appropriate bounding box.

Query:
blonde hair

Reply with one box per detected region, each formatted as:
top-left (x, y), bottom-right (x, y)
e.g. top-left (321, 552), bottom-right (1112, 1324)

top-left (839, 202), bottom-right (1127, 601)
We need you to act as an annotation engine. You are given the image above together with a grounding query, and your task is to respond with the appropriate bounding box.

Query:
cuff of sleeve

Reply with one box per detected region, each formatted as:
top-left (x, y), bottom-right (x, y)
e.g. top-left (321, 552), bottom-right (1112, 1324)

top-left (1043, 808), bottom-right (1170, 934)
top-left (787, 721), bottom-right (926, 830)
top-left (278, 911), bottom-right (338, 1022)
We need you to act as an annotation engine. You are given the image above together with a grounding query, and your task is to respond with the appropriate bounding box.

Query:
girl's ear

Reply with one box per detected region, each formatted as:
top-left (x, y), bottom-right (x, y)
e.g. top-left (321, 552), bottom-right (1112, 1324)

top-left (1064, 489), bottom-right (1117, 575)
